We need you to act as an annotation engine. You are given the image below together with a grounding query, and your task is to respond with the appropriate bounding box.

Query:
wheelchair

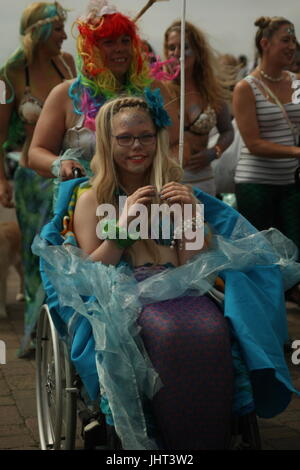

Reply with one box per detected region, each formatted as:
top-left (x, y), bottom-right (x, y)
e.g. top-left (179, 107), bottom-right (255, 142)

top-left (36, 304), bottom-right (112, 450)
top-left (36, 304), bottom-right (77, 450)
top-left (35, 297), bottom-right (261, 450)
top-left (35, 176), bottom-right (297, 451)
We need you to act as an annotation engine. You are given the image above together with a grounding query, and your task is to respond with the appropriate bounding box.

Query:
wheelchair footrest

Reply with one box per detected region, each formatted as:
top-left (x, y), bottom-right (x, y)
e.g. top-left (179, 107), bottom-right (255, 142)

top-left (78, 408), bottom-right (107, 449)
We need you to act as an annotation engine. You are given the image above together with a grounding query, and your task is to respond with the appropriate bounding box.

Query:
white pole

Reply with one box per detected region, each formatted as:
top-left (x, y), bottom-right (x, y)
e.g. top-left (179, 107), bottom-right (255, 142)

top-left (178, 0), bottom-right (186, 168)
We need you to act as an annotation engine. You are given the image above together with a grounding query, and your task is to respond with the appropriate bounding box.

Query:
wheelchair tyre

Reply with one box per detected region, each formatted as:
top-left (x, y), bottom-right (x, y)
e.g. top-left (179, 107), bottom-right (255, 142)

top-left (36, 305), bottom-right (77, 450)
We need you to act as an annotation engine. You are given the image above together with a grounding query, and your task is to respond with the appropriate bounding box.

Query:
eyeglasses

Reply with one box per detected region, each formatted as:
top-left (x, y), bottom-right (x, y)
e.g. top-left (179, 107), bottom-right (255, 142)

top-left (112, 133), bottom-right (157, 147)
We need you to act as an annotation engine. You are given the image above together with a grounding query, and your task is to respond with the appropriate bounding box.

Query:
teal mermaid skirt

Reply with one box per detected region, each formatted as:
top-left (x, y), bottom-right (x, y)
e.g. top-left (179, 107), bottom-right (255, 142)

top-left (14, 166), bottom-right (54, 356)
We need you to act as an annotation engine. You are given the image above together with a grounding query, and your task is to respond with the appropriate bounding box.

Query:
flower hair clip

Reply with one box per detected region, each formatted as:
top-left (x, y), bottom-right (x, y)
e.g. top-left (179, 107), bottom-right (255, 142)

top-left (143, 87), bottom-right (171, 129)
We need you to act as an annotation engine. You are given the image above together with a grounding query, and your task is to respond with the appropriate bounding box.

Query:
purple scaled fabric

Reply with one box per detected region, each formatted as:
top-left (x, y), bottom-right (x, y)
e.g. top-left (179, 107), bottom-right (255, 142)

top-left (135, 267), bottom-right (234, 449)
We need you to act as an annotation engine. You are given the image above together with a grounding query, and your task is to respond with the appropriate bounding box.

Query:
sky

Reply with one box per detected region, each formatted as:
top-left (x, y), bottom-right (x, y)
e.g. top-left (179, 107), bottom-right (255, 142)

top-left (1, 0), bottom-right (300, 66)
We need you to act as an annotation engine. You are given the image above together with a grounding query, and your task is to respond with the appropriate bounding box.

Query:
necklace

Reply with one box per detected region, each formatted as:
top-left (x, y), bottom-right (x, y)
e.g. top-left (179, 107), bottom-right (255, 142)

top-left (259, 68), bottom-right (284, 82)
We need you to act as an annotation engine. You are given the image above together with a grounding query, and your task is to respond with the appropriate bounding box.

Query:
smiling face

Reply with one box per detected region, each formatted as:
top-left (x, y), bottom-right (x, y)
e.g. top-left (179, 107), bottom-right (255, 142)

top-left (112, 108), bottom-right (157, 181)
top-left (98, 34), bottom-right (133, 80)
top-left (263, 23), bottom-right (297, 66)
top-left (43, 20), bottom-right (67, 56)
top-left (165, 30), bottom-right (196, 73)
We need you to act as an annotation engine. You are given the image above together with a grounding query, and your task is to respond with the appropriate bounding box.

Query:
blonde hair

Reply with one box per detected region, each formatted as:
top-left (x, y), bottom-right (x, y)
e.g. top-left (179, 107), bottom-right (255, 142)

top-left (163, 20), bottom-right (229, 110)
top-left (1, 2), bottom-right (66, 102)
top-left (90, 95), bottom-right (183, 265)
top-left (218, 54), bottom-right (242, 90)
top-left (254, 16), bottom-right (293, 57)
top-left (91, 95), bottom-right (182, 205)
top-left (20, 2), bottom-right (66, 64)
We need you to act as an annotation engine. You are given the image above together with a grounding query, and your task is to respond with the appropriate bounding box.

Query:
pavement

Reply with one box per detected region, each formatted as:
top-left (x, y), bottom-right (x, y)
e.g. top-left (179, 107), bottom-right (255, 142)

top-left (0, 204), bottom-right (39, 450)
top-left (1, 204), bottom-right (300, 451)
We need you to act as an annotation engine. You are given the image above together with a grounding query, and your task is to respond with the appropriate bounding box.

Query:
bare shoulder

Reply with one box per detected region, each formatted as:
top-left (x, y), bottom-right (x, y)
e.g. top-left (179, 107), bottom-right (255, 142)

top-left (74, 188), bottom-right (98, 235)
top-left (234, 77), bottom-right (252, 94)
top-left (233, 78), bottom-right (255, 106)
top-left (75, 188), bottom-right (98, 212)
top-left (46, 79), bottom-right (76, 103)
top-left (0, 64), bottom-right (27, 103)
top-left (2, 63), bottom-right (23, 89)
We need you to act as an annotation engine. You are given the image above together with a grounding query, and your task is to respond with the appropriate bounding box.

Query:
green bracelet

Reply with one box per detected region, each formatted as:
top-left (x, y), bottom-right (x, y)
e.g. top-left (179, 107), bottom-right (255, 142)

top-left (101, 219), bottom-right (140, 249)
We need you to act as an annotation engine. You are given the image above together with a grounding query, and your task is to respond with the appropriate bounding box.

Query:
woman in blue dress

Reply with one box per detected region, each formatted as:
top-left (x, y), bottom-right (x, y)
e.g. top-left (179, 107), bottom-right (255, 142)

top-left (72, 94), bottom-right (234, 450)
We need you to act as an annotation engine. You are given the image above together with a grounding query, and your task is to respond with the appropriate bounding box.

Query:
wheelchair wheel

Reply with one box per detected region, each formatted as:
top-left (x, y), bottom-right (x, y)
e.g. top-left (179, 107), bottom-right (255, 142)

top-left (36, 305), bottom-right (78, 450)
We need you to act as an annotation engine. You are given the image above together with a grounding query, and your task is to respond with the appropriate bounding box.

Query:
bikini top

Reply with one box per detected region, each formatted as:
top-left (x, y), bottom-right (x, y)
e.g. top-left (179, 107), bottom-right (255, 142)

top-left (61, 113), bottom-right (96, 161)
top-left (184, 104), bottom-right (217, 136)
top-left (18, 58), bottom-right (68, 125)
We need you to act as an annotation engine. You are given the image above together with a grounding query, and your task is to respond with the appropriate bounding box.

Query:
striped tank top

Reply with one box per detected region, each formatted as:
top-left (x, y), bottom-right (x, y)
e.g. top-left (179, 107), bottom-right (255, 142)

top-left (235, 73), bottom-right (300, 185)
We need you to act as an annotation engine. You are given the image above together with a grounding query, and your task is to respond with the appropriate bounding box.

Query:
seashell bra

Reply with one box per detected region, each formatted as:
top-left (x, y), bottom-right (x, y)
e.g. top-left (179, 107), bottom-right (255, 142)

top-left (184, 105), bottom-right (217, 135)
top-left (61, 114), bottom-right (96, 161)
top-left (18, 57), bottom-right (69, 125)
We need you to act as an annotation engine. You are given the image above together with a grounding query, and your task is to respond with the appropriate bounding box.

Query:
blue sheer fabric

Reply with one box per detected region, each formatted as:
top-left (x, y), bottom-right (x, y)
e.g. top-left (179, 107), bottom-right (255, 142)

top-left (32, 179), bottom-right (300, 449)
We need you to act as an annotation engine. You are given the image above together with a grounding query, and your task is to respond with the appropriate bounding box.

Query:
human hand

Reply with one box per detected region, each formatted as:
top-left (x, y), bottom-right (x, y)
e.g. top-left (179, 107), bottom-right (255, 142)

top-left (184, 151), bottom-right (212, 171)
top-left (160, 182), bottom-right (203, 252)
top-left (60, 160), bottom-right (86, 180)
top-left (159, 181), bottom-right (196, 205)
top-left (0, 178), bottom-right (14, 208)
top-left (118, 185), bottom-right (157, 227)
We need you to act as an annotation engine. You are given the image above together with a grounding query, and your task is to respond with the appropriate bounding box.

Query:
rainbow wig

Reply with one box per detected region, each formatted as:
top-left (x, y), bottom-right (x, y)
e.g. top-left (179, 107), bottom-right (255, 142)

top-left (69, 12), bottom-right (152, 131)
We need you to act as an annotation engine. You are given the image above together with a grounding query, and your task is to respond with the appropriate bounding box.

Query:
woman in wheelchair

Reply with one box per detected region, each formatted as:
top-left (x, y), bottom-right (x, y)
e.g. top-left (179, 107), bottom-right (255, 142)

top-left (34, 94), bottom-right (300, 450)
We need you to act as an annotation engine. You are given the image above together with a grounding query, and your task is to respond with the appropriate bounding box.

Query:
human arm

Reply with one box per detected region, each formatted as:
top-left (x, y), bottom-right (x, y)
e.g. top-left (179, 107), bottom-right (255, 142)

top-left (0, 86), bottom-right (15, 207)
top-left (233, 79), bottom-right (300, 159)
top-left (184, 102), bottom-right (234, 171)
top-left (28, 80), bottom-right (85, 179)
top-left (153, 80), bottom-right (181, 159)
top-left (74, 186), bottom-right (157, 265)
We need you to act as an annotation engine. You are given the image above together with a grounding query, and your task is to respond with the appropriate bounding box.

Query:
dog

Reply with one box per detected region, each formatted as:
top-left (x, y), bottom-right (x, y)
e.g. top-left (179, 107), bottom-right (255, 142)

top-left (0, 221), bottom-right (24, 318)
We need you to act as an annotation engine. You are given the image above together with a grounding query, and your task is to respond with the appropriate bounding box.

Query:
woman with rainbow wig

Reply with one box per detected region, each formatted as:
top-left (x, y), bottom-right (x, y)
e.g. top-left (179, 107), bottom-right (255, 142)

top-left (0, 1), bottom-right (76, 357)
top-left (29, 0), bottom-right (166, 181)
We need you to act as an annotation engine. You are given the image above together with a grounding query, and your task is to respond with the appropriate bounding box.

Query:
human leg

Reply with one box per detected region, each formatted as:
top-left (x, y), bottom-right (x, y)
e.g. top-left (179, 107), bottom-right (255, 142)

top-left (277, 184), bottom-right (300, 304)
top-left (235, 183), bottom-right (276, 230)
top-left (138, 295), bottom-right (234, 450)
